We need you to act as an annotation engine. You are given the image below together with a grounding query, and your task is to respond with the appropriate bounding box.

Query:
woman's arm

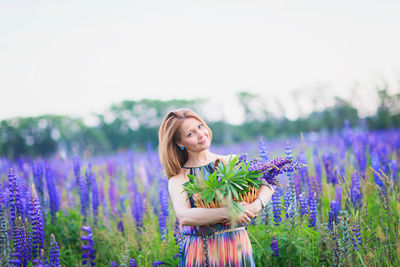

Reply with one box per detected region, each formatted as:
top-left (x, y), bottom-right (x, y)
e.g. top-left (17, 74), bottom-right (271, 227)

top-left (168, 174), bottom-right (230, 226)
top-left (245, 184), bottom-right (275, 215)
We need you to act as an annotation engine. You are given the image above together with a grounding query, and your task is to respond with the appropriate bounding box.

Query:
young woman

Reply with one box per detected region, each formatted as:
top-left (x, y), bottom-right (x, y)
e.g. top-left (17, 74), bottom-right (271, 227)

top-left (158, 108), bottom-right (275, 267)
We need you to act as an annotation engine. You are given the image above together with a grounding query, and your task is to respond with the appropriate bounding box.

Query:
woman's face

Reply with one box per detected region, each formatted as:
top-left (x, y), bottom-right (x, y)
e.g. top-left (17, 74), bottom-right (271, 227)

top-left (177, 117), bottom-right (210, 151)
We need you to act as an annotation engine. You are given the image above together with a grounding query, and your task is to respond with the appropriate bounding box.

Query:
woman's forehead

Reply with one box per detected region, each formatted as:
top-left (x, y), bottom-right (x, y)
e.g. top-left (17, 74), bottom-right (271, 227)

top-left (180, 118), bottom-right (201, 131)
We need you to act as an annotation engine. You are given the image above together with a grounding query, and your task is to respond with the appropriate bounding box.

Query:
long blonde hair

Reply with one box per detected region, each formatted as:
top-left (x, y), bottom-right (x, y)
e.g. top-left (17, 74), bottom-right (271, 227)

top-left (158, 108), bottom-right (213, 179)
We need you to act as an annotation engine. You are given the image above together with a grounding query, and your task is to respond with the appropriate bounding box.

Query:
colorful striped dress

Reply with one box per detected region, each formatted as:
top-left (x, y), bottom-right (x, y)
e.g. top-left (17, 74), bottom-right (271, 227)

top-left (178, 161), bottom-right (256, 267)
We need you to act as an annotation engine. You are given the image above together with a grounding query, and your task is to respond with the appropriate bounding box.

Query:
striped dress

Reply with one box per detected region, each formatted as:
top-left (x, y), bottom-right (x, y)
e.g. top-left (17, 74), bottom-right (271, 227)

top-left (178, 161), bottom-right (256, 267)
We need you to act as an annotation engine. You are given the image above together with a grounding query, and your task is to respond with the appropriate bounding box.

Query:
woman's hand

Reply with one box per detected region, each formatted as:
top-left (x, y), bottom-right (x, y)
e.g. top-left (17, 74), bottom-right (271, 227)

top-left (223, 201), bottom-right (256, 226)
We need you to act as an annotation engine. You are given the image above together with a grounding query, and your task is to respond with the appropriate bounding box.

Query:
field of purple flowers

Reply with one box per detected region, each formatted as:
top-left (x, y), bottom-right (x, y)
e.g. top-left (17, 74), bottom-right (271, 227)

top-left (1, 125), bottom-right (399, 266)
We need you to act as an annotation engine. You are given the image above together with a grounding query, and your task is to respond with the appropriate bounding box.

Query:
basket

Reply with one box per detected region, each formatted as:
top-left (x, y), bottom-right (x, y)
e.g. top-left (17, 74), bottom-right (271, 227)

top-left (191, 157), bottom-right (261, 209)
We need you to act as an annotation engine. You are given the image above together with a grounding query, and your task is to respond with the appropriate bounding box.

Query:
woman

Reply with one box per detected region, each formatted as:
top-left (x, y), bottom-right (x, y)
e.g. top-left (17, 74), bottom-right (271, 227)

top-left (158, 108), bottom-right (275, 267)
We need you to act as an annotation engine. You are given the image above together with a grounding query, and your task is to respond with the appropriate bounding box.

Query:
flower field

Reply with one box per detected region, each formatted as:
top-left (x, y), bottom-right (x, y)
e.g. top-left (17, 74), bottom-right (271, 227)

top-left (1, 126), bottom-right (399, 266)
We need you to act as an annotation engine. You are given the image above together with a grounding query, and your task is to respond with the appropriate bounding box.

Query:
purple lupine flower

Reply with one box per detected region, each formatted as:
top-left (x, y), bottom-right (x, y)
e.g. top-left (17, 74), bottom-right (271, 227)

top-left (352, 222), bottom-right (362, 251)
top-left (258, 137), bottom-right (268, 162)
top-left (32, 160), bottom-right (45, 209)
top-left (153, 261), bottom-right (166, 266)
top-left (371, 150), bottom-right (384, 188)
top-left (271, 233), bottom-right (279, 257)
top-left (308, 191), bottom-right (318, 228)
top-left (24, 218), bottom-right (32, 263)
top-left (328, 200), bottom-right (338, 231)
top-left (284, 141), bottom-right (298, 219)
top-left (8, 168), bottom-right (23, 241)
top-left (110, 261), bottom-right (117, 267)
top-left (117, 220), bottom-right (124, 234)
top-left (334, 186), bottom-right (342, 215)
top-left (158, 210), bottom-right (167, 241)
top-left (14, 217), bottom-right (29, 266)
top-left (322, 153), bottom-right (334, 184)
top-left (81, 225), bottom-right (96, 266)
top-left (248, 157), bottom-right (306, 187)
top-left (44, 161), bottom-right (59, 225)
top-left (298, 192), bottom-right (308, 216)
top-left (49, 233), bottom-right (61, 267)
top-left (129, 259), bottom-right (137, 267)
top-left (391, 160), bottom-right (398, 183)
top-left (73, 155), bottom-right (81, 185)
top-left (313, 149), bottom-right (322, 179)
top-left (272, 187), bottom-right (282, 226)
top-left (354, 143), bottom-right (367, 178)
top-left (80, 174), bottom-right (89, 220)
top-left (133, 185), bottom-right (144, 229)
top-left (38, 248), bottom-right (49, 266)
top-left (29, 185), bottom-right (45, 260)
top-left (90, 171), bottom-right (100, 225)
top-left (159, 180), bottom-right (169, 218)
top-left (108, 177), bottom-right (118, 215)
top-left (173, 218), bottom-right (184, 259)
top-left (297, 150), bottom-right (308, 190)
top-left (350, 171), bottom-right (362, 208)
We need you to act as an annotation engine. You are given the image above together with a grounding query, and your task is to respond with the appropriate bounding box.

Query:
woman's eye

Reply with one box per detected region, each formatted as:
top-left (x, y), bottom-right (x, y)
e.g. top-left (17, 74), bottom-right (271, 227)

top-left (198, 124), bottom-right (202, 128)
top-left (188, 133), bottom-right (192, 137)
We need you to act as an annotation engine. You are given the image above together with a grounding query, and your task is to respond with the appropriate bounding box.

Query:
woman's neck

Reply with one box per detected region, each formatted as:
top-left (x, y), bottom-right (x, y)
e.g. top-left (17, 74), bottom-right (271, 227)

top-left (185, 150), bottom-right (216, 166)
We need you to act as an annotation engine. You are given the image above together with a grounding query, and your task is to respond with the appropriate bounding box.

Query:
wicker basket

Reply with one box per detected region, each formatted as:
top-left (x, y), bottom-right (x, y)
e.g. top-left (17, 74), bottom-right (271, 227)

top-left (191, 157), bottom-right (261, 208)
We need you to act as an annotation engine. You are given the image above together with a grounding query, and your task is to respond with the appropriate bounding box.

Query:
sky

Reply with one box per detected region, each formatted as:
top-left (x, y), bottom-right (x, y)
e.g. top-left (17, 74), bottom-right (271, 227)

top-left (1, 0), bottom-right (399, 125)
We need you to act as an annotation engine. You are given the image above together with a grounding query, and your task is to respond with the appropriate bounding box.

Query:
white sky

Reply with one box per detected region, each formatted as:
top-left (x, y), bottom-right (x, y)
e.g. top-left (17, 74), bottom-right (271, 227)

top-left (1, 0), bottom-right (400, 125)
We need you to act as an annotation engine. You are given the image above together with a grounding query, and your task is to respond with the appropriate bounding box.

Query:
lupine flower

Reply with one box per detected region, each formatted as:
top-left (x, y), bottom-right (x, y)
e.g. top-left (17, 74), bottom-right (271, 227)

top-left (328, 201), bottom-right (337, 231)
top-left (45, 161), bottom-right (59, 225)
top-left (49, 233), bottom-right (61, 267)
top-left (271, 233), bottom-right (279, 257)
top-left (173, 219), bottom-right (184, 259)
top-left (14, 217), bottom-right (29, 266)
top-left (308, 191), bottom-right (318, 228)
top-left (29, 185), bottom-right (45, 260)
top-left (133, 185), bottom-right (143, 229)
top-left (334, 186), bottom-right (342, 215)
top-left (248, 157), bottom-right (306, 187)
top-left (258, 137), bottom-right (268, 162)
top-left (272, 187), bottom-right (282, 226)
top-left (284, 141), bottom-right (298, 219)
top-left (298, 192), bottom-right (308, 216)
top-left (110, 261), bottom-right (117, 267)
top-left (8, 168), bottom-right (23, 241)
top-left (297, 150), bottom-right (308, 189)
top-left (352, 222), bottom-right (362, 251)
top-left (32, 160), bottom-right (45, 209)
top-left (117, 220), bottom-right (124, 234)
top-left (81, 225), bottom-right (96, 266)
top-left (158, 210), bottom-right (167, 241)
top-left (24, 218), bottom-right (32, 263)
top-left (391, 160), bottom-right (398, 183)
top-left (371, 150), bottom-right (384, 188)
top-left (153, 261), bottom-right (166, 266)
top-left (80, 174), bottom-right (89, 220)
top-left (322, 153), bottom-right (334, 184)
top-left (129, 259), bottom-right (137, 267)
top-left (355, 144), bottom-right (367, 177)
top-left (350, 171), bottom-right (362, 208)
top-left (313, 149), bottom-right (322, 179)
top-left (90, 171), bottom-right (100, 225)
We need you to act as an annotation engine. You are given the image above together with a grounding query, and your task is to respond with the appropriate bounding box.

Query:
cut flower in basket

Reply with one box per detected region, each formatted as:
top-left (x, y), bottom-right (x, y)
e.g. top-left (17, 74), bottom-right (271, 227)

top-left (182, 153), bottom-right (307, 220)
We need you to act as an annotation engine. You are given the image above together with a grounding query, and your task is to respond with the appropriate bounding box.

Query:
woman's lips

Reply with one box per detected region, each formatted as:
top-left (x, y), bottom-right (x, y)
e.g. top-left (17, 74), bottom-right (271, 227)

top-left (199, 138), bottom-right (207, 144)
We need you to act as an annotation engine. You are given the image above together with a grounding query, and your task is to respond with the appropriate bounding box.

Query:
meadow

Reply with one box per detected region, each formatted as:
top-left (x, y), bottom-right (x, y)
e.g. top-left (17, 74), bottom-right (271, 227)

top-left (1, 125), bottom-right (399, 266)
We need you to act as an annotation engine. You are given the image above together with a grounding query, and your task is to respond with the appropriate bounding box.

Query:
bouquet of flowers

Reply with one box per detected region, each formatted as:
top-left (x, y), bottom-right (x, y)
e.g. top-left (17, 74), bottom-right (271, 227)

top-left (182, 153), bottom-right (306, 218)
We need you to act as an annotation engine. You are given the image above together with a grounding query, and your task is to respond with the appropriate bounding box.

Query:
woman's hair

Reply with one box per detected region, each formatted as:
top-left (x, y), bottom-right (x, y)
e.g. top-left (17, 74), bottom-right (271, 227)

top-left (158, 108), bottom-right (213, 179)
